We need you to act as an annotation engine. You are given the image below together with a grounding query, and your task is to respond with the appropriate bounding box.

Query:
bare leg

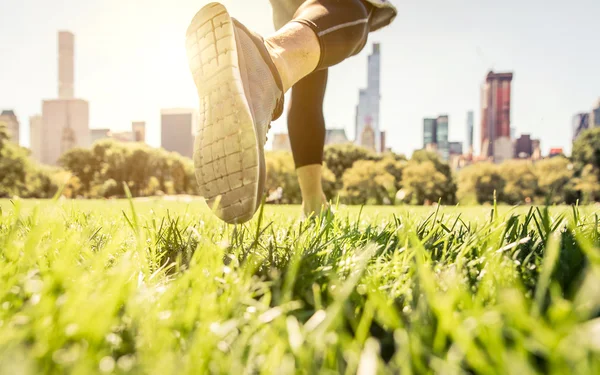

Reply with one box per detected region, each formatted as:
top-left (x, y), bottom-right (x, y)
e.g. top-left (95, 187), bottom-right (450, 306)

top-left (264, 23), bottom-right (320, 93)
top-left (297, 164), bottom-right (328, 216)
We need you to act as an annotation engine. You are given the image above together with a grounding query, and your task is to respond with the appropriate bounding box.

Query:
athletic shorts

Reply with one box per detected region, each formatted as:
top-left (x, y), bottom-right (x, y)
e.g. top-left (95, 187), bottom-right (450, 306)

top-left (269, 0), bottom-right (397, 31)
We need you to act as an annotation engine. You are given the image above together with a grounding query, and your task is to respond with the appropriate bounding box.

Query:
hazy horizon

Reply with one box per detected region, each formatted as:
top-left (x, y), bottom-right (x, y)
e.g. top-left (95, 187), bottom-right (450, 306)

top-left (1, 0), bottom-right (599, 156)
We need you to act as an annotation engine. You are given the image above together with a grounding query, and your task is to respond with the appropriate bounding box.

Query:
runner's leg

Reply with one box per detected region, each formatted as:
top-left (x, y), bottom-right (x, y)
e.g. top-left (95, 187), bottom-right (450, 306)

top-left (287, 69), bottom-right (329, 215)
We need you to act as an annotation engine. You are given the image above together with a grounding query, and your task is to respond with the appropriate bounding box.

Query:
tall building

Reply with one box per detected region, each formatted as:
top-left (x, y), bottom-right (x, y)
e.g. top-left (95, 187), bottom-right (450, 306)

top-left (481, 71), bottom-right (513, 162)
top-left (0, 110), bottom-right (19, 144)
top-left (132, 121), bottom-right (146, 142)
top-left (572, 113), bottom-right (590, 142)
top-left (58, 31), bottom-right (75, 99)
top-left (161, 109), bottom-right (196, 158)
top-left (29, 115), bottom-right (43, 161)
top-left (466, 111), bottom-right (474, 154)
top-left (41, 99), bottom-right (90, 164)
top-left (355, 43), bottom-right (383, 153)
top-left (436, 115), bottom-right (449, 161)
top-left (515, 134), bottom-right (533, 158)
top-left (423, 118), bottom-right (437, 147)
top-left (422, 116), bottom-right (450, 161)
top-left (39, 31), bottom-right (89, 165)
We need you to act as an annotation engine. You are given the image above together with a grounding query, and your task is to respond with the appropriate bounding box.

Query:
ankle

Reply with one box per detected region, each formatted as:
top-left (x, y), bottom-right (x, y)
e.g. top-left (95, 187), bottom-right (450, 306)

top-left (264, 39), bottom-right (293, 92)
top-left (264, 22), bottom-right (320, 93)
top-left (302, 193), bottom-right (328, 216)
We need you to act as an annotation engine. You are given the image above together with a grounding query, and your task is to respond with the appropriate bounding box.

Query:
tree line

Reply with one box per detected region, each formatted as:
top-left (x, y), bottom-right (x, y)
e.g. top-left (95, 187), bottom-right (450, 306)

top-left (1, 121), bottom-right (600, 205)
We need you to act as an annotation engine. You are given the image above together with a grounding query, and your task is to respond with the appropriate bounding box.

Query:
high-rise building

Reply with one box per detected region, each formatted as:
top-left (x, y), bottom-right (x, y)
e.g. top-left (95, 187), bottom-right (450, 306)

top-left (423, 118), bottom-right (437, 147)
top-left (29, 115), bottom-right (42, 161)
top-left (515, 134), bottom-right (533, 158)
top-left (355, 43), bottom-right (383, 153)
top-left (466, 111), bottom-right (474, 154)
top-left (0, 110), bottom-right (19, 144)
top-left (572, 113), bottom-right (590, 142)
top-left (436, 115), bottom-right (449, 161)
top-left (42, 99), bottom-right (90, 164)
top-left (58, 31), bottom-right (75, 99)
top-left (481, 71), bottom-right (513, 162)
top-left (132, 121), bottom-right (146, 142)
top-left (39, 31), bottom-right (89, 165)
top-left (423, 116), bottom-right (450, 161)
top-left (161, 109), bottom-right (196, 158)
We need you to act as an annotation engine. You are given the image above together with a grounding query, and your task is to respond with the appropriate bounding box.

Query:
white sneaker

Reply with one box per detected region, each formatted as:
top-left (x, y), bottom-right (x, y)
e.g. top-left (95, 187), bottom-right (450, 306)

top-left (186, 2), bottom-right (284, 224)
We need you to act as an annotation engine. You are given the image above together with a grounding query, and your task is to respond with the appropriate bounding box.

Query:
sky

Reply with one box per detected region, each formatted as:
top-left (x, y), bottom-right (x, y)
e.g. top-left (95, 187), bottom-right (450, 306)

top-left (1, 0), bottom-right (599, 156)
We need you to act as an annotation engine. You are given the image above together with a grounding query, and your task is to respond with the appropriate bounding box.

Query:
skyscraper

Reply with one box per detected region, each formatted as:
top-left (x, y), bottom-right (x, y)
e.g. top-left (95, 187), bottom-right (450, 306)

top-left (39, 31), bottom-right (89, 165)
top-left (481, 71), bottom-right (513, 162)
top-left (29, 115), bottom-right (42, 161)
top-left (161, 109), bottom-right (196, 158)
top-left (466, 111), bottom-right (474, 154)
top-left (42, 99), bottom-right (90, 164)
top-left (423, 118), bottom-right (437, 147)
top-left (0, 110), bottom-right (19, 144)
top-left (572, 113), bottom-right (590, 142)
top-left (422, 116), bottom-right (450, 161)
top-left (436, 115), bottom-right (449, 161)
top-left (355, 43), bottom-right (383, 152)
top-left (58, 31), bottom-right (75, 99)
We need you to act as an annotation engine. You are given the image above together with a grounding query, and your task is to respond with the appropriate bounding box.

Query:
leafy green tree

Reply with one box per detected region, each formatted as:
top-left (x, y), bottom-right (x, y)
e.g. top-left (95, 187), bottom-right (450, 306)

top-left (0, 122), bottom-right (57, 198)
top-left (572, 164), bottom-right (600, 204)
top-left (323, 144), bottom-right (380, 183)
top-left (458, 162), bottom-right (505, 204)
top-left (409, 150), bottom-right (457, 204)
top-left (340, 160), bottom-right (396, 205)
top-left (59, 147), bottom-right (98, 194)
top-left (499, 160), bottom-right (538, 204)
top-left (533, 156), bottom-right (575, 204)
top-left (402, 161), bottom-right (449, 205)
top-left (572, 127), bottom-right (600, 174)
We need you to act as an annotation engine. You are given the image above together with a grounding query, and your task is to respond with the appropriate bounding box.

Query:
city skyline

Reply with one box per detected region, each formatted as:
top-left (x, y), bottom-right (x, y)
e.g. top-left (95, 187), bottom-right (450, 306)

top-left (1, 0), bottom-right (599, 157)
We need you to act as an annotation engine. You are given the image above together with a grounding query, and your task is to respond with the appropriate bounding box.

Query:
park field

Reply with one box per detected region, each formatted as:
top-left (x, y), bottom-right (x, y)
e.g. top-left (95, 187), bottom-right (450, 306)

top-left (1, 199), bottom-right (599, 374)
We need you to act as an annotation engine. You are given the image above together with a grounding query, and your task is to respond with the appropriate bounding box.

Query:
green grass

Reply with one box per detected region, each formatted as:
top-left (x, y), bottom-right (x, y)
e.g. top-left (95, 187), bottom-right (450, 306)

top-left (1, 199), bottom-right (599, 374)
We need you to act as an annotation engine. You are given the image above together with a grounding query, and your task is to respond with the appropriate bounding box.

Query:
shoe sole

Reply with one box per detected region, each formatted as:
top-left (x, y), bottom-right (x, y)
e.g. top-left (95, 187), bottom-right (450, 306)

top-left (186, 3), bottom-right (264, 224)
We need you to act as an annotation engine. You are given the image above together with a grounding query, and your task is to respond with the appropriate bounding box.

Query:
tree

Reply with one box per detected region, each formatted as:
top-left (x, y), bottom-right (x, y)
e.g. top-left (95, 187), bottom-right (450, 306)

top-left (409, 150), bottom-right (457, 204)
top-left (572, 164), bottom-right (600, 204)
top-left (499, 160), bottom-right (538, 204)
top-left (533, 156), bottom-right (575, 204)
top-left (324, 144), bottom-right (380, 183)
top-left (0, 122), bottom-right (57, 198)
top-left (402, 161), bottom-right (450, 205)
top-left (458, 163), bottom-right (505, 204)
top-left (572, 127), bottom-right (600, 174)
top-left (340, 160), bottom-right (396, 205)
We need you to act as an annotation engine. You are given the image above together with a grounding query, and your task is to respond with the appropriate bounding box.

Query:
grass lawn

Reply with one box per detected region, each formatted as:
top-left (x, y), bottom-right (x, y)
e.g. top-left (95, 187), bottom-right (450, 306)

top-left (1, 198), bottom-right (599, 374)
